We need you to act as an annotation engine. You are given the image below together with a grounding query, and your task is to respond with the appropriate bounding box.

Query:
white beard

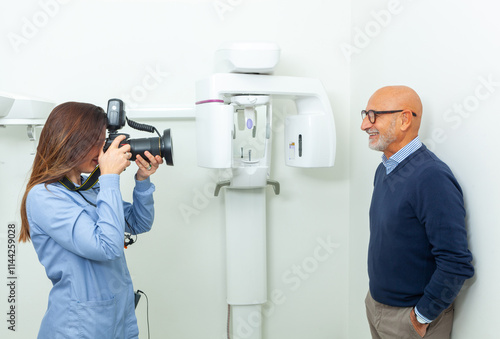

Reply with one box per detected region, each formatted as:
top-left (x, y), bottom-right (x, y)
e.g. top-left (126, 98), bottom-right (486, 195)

top-left (368, 117), bottom-right (397, 152)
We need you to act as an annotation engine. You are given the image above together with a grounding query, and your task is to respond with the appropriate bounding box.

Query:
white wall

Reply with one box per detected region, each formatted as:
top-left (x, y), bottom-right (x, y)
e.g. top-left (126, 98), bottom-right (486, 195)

top-left (349, 0), bottom-right (500, 338)
top-left (0, 1), bottom-right (351, 338)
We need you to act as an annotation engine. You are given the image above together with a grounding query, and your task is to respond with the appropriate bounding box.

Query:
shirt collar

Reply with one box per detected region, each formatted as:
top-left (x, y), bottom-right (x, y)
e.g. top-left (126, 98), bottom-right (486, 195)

top-left (382, 136), bottom-right (422, 174)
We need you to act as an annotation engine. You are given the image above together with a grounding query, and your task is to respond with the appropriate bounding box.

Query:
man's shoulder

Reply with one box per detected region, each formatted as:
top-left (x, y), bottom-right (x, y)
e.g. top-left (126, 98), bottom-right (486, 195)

top-left (401, 145), bottom-right (452, 174)
top-left (415, 146), bottom-right (454, 174)
top-left (381, 145), bottom-right (459, 192)
top-left (404, 146), bottom-right (463, 196)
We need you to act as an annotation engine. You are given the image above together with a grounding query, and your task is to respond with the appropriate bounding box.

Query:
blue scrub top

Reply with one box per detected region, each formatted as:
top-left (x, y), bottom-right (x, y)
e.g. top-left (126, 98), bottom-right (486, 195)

top-left (27, 174), bottom-right (155, 339)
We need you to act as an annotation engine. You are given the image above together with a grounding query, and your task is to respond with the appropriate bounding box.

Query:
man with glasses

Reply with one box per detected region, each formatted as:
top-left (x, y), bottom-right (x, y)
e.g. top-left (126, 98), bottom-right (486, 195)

top-left (361, 86), bottom-right (474, 338)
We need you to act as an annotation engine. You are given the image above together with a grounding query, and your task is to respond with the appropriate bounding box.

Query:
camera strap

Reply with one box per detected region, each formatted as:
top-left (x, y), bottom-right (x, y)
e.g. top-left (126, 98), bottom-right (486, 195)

top-left (58, 166), bottom-right (100, 191)
top-left (58, 165), bottom-right (137, 248)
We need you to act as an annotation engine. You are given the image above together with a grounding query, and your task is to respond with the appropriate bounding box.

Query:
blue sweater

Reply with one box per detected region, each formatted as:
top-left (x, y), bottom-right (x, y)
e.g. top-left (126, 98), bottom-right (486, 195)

top-left (368, 145), bottom-right (474, 320)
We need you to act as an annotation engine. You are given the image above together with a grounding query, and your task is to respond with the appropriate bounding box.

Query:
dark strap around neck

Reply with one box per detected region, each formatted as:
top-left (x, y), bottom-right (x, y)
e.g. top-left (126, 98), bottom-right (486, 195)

top-left (59, 166), bottom-right (100, 191)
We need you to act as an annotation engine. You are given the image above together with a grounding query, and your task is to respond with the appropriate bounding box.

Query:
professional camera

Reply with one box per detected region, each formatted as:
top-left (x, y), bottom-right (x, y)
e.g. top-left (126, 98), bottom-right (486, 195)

top-left (104, 98), bottom-right (174, 166)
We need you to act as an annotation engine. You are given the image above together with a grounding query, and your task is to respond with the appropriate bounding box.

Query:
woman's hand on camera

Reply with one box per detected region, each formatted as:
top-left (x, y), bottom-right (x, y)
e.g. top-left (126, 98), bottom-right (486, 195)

top-left (99, 135), bottom-right (132, 175)
top-left (135, 151), bottom-right (163, 181)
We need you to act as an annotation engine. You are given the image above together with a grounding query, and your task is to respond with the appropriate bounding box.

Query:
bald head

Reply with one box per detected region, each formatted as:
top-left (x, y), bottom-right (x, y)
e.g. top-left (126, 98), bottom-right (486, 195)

top-left (362, 85), bottom-right (423, 157)
top-left (367, 85), bottom-right (422, 134)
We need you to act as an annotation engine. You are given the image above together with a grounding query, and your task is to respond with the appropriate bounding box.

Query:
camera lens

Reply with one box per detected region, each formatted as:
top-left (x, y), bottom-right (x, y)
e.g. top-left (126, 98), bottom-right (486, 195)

top-left (128, 129), bottom-right (173, 166)
top-left (161, 129), bottom-right (174, 166)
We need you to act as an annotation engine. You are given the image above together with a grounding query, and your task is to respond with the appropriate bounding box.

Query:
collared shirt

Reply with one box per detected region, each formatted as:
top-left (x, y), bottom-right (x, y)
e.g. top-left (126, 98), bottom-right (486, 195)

top-left (382, 136), bottom-right (423, 174)
top-left (28, 174), bottom-right (156, 338)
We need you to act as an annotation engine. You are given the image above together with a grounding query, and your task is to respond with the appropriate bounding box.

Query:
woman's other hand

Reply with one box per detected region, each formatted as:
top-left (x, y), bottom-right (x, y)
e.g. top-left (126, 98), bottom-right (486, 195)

top-left (135, 151), bottom-right (163, 181)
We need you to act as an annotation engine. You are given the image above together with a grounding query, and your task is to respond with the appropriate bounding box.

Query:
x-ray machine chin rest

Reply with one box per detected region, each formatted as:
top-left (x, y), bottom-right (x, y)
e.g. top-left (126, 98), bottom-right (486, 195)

top-left (195, 41), bottom-right (336, 339)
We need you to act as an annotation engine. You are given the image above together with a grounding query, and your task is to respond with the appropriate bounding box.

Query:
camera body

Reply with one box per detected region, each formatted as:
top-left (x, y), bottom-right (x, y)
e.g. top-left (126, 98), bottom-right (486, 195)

top-left (104, 99), bottom-right (174, 166)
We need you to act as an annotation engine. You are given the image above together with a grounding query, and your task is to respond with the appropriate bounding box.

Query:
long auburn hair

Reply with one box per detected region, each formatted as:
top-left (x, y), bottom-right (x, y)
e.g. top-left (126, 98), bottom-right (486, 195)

top-left (19, 102), bottom-right (107, 242)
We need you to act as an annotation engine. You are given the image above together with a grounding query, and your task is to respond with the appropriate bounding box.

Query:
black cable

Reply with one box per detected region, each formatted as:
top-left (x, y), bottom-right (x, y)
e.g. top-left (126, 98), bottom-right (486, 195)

top-left (127, 117), bottom-right (161, 138)
top-left (77, 190), bottom-right (138, 247)
top-left (76, 190), bottom-right (97, 207)
top-left (227, 304), bottom-right (231, 339)
top-left (137, 290), bottom-right (150, 339)
top-left (124, 219), bottom-right (138, 247)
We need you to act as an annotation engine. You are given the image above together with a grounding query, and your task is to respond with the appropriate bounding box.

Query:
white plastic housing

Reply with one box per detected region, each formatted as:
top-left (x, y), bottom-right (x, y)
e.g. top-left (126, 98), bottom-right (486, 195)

top-left (196, 103), bottom-right (233, 168)
top-left (0, 93), bottom-right (15, 117)
top-left (215, 41), bottom-right (280, 74)
top-left (6, 97), bottom-right (55, 119)
top-left (231, 305), bottom-right (263, 339)
top-left (195, 73), bottom-right (336, 168)
top-left (231, 166), bottom-right (268, 188)
top-left (0, 93), bottom-right (55, 122)
top-left (285, 113), bottom-right (336, 167)
top-left (225, 188), bottom-right (267, 305)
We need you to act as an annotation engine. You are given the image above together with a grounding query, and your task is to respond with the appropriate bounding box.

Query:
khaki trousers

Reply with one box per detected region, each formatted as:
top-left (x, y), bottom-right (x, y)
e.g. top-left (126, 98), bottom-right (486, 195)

top-left (365, 291), bottom-right (454, 339)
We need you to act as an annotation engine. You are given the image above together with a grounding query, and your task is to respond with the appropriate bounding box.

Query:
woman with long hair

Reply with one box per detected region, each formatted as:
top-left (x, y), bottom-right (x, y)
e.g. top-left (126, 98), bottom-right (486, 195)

top-left (20, 102), bottom-right (162, 338)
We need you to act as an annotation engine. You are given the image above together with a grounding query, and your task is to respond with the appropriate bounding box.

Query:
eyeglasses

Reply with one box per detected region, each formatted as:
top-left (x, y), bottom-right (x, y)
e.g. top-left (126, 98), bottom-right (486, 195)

top-left (361, 109), bottom-right (417, 124)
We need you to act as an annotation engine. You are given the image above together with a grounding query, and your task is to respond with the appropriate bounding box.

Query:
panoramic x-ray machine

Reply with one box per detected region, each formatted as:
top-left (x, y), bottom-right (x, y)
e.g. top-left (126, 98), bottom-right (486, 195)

top-left (195, 42), bottom-right (336, 339)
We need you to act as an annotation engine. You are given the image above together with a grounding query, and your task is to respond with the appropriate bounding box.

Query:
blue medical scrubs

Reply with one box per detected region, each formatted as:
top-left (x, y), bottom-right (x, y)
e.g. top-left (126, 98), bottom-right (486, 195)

top-left (27, 174), bottom-right (155, 339)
